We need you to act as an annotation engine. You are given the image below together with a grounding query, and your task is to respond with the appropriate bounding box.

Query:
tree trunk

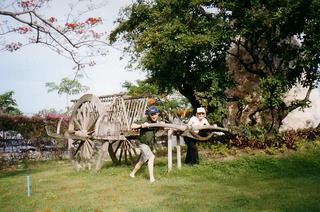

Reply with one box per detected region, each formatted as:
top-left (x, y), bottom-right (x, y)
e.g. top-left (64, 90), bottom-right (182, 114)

top-left (178, 83), bottom-right (201, 112)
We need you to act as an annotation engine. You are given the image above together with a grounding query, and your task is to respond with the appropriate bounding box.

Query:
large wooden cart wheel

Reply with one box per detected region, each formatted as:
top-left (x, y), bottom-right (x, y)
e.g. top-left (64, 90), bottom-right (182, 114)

top-left (68, 94), bottom-right (104, 170)
top-left (108, 139), bottom-right (139, 165)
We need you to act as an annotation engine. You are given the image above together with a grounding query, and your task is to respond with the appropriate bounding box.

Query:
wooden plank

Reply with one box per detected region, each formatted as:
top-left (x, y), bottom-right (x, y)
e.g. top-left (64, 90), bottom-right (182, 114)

top-left (139, 123), bottom-right (229, 132)
top-left (120, 98), bottom-right (130, 131)
top-left (108, 142), bottom-right (118, 163)
top-left (114, 140), bottom-right (122, 154)
top-left (167, 129), bottom-right (173, 172)
top-left (118, 147), bottom-right (123, 163)
top-left (176, 135), bottom-right (181, 169)
top-left (95, 141), bottom-right (109, 171)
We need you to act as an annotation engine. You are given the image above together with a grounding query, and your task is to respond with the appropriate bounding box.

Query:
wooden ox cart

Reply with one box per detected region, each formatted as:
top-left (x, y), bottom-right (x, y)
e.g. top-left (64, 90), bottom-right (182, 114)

top-left (46, 93), bottom-right (230, 171)
top-left (46, 93), bottom-right (149, 170)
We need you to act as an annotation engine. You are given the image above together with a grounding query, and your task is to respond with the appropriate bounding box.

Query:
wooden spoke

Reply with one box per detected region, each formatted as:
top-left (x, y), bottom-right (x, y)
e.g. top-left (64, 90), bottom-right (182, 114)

top-left (124, 150), bottom-right (128, 163)
top-left (95, 141), bottom-right (109, 171)
top-left (108, 143), bottom-right (118, 163)
top-left (87, 114), bottom-right (98, 132)
top-left (118, 147), bottom-right (123, 163)
top-left (107, 139), bottom-right (138, 165)
top-left (110, 140), bottom-right (117, 145)
top-left (68, 94), bottom-right (104, 169)
top-left (131, 146), bottom-right (137, 155)
top-left (128, 149), bottom-right (133, 162)
top-left (64, 93), bottom-right (148, 169)
top-left (73, 140), bottom-right (85, 157)
top-left (114, 141), bottom-right (122, 154)
top-left (74, 119), bottom-right (82, 131)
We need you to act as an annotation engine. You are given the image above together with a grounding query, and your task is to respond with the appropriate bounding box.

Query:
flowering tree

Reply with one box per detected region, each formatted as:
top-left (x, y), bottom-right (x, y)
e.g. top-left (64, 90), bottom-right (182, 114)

top-left (0, 0), bottom-right (109, 71)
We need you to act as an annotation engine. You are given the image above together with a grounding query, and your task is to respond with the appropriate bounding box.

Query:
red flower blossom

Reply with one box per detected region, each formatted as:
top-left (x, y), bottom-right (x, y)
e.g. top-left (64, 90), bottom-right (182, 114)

top-left (65, 22), bottom-right (80, 30)
top-left (15, 27), bottom-right (32, 34)
top-left (17, 0), bottom-right (37, 8)
top-left (6, 42), bottom-right (23, 52)
top-left (85, 17), bottom-right (102, 25)
top-left (48, 17), bottom-right (57, 23)
top-left (45, 114), bottom-right (71, 122)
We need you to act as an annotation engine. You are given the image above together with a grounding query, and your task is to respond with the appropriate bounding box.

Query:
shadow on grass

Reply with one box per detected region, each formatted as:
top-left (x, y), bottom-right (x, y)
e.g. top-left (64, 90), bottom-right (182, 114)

top-left (0, 160), bottom-right (68, 178)
top-left (0, 167), bottom-right (42, 178)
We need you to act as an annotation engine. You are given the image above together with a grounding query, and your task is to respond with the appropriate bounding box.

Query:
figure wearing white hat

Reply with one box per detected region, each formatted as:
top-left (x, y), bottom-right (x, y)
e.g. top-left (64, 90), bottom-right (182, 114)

top-left (185, 107), bottom-right (210, 165)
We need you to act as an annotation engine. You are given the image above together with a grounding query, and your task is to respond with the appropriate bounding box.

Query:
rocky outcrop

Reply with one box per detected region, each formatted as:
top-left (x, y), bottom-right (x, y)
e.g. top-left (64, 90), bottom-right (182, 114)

top-left (280, 86), bottom-right (320, 131)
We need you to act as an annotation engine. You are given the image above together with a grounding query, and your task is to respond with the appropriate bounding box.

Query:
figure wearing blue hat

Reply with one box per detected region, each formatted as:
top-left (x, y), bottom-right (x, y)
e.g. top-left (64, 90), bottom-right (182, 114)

top-left (130, 106), bottom-right (161, 183)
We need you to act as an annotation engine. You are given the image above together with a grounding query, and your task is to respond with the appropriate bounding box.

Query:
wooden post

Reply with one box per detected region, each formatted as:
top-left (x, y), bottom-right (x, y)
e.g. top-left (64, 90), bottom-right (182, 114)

top-left (167, 129), bottom-right (173, 172)
top-left (176, 135), bottom-right (181, 169)
top-left (95, 141), bottom-right (109, 171)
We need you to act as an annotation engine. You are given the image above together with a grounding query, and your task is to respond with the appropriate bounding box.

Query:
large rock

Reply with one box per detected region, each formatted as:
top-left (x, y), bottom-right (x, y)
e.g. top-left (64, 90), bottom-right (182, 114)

top-left (280, 86), bottom-right (320, 131)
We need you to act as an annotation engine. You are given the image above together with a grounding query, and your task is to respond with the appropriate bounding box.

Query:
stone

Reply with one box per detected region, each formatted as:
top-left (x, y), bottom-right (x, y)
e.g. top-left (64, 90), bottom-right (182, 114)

top-left (280, 85), bottom-right (320, 131)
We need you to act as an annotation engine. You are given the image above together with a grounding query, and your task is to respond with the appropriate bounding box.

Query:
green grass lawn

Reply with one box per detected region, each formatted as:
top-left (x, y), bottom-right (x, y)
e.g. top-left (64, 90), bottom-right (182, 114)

top-left (1, 145), bottom-right (320, 211)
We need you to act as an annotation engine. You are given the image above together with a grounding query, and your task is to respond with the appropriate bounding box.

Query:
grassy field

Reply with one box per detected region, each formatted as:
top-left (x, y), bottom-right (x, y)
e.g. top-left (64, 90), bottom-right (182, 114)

top-left (1, 144), bottom-right (320, 211)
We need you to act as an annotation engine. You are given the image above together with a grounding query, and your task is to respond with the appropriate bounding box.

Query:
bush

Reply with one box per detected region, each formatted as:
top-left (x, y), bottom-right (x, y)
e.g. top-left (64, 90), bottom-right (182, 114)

top-left (199, 125), bottom-right (320, 157)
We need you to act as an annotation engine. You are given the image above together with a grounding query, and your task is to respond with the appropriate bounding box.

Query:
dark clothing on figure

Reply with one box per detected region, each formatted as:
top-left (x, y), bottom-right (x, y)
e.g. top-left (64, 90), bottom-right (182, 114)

top-left (199, 129), bottom-right (210, 137)
top-left (136, 117), bottom-right (159, 149)
top-left (184, 137), bottom-right (199, 165)
top-left (184, 129), bottom-right (209, 165)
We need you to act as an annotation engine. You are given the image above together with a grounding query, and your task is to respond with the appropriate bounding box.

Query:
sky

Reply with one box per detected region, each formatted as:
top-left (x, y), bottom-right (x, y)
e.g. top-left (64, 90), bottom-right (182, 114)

top-left (0, 0), bottom-right (145, 115)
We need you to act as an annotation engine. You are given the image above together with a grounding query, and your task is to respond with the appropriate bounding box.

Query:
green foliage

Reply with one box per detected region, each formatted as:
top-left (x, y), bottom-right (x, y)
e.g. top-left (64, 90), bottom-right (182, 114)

top-left (0, 91), bottom-right (21, 115)
top-left (199, 141), bottom-right (230, 155)
top-left (111, 0), bottom-right (231, 115)
top-left (216, 0), bottom-right (320, 130)
top-left (46, 77), bottom-right (89, 96)
top-left (46, 76), bottom-right (89, 109)
top-left (264, 146), bottom-right (277, 155)
top-left (224, 125), bottom-right (320, 153)
top-left (122, 80), bottom-right (159, 97)
top-left (0, 114), bottom-right (45, 139)
top-left (260, 76), bottom-right (288, 109)
top-left (236, 123), bottom-right (272, 141)
top-left (111, 0), bottom-right (320, 131)
top-left (122, 79), bottom-right (192, 120)
top-left (36, 108), bottom-right (65, 116)
top-left (197, 72), bottom-right (229, 123)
